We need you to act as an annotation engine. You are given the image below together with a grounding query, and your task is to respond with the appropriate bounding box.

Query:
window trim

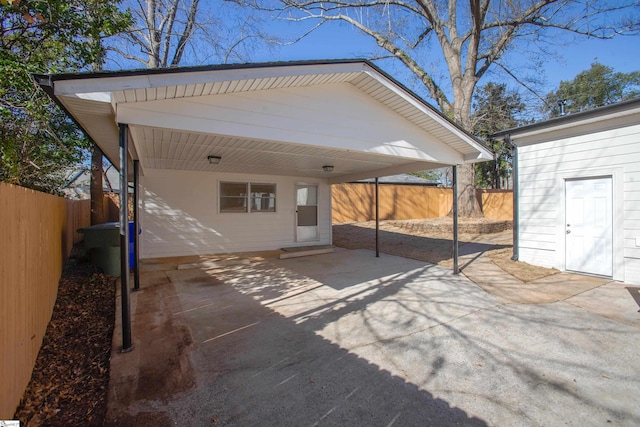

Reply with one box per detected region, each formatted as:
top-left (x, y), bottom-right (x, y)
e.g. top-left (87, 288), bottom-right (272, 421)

top-left (219, 181), bottom-right (277, 214)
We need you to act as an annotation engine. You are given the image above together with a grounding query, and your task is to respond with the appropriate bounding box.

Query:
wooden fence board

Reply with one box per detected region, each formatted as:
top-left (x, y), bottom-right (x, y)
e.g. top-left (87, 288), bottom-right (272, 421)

top-left (0, 183), bottom-right (91, 418)
top-left (478, 189), bottom-right (514, 221)
top-left (332, 183), bottom-right (509, 223)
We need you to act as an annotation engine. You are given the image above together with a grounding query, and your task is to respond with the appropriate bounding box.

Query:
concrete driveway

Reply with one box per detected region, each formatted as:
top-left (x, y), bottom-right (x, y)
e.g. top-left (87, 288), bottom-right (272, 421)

top-left (105, 249), bottom-right (640, 426)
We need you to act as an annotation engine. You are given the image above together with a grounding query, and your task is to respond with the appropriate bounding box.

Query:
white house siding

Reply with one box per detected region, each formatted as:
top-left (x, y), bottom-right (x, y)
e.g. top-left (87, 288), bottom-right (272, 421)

top-left (119, 82), bottom-right (463, 167)
top-left (140, 169), bottom-right (332, 258)
top-left (517, 123), bottom-right (640, 284)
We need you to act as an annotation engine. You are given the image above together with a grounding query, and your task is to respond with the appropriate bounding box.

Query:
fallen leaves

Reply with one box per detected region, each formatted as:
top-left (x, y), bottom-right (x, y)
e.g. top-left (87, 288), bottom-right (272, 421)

top-left (13, 246), bottom-right (116, 427)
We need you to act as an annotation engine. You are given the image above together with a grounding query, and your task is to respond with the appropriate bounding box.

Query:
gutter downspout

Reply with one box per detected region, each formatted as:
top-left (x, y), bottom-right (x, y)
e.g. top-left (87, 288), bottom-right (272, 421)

top-left (508, 135), bottom-right (519, 261)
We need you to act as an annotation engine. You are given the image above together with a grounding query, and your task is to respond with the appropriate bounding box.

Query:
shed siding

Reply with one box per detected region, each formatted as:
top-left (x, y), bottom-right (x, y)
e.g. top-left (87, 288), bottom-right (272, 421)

top-left (141, 169), bottom-right (331, 257)
top-left (517, 123), bottom-right (640, 284)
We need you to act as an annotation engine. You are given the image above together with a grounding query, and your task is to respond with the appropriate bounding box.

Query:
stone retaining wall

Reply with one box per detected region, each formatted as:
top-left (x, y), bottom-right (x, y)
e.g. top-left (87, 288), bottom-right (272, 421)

top-left (387, 219), bottom-right (513, 235)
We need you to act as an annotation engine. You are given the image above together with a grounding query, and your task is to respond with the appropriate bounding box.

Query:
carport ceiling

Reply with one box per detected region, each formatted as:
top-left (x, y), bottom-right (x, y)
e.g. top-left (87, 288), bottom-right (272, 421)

top-left (36, 60), bottom-right (492, 183)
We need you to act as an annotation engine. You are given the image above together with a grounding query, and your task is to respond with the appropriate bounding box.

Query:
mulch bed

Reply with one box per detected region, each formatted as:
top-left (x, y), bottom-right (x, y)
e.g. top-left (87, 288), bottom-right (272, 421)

top-left (13, 246), bottom-right (116, 427)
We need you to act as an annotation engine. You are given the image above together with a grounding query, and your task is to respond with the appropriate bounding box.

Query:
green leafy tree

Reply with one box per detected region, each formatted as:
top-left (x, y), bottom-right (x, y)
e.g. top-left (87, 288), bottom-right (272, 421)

top-left (472, 82), bottom-right (524, 189)
top-left (544, 62), bottom-right (640, 117)
top-left (408, 169), bottom-right (440, 181)
top-left (0, 0), bottom-right (130, 194)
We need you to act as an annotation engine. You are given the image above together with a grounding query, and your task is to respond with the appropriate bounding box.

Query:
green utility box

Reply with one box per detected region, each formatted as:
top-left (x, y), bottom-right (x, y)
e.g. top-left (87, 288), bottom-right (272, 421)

top-left (78, 222), bottom-right (121, 276)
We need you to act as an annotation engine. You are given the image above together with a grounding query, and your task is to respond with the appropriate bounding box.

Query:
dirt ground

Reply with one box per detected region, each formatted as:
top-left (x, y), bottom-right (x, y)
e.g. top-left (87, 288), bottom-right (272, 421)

top-left (333, 218), bottom-right (558, 282)
top-left (13, 248), bottom-right (115, 427)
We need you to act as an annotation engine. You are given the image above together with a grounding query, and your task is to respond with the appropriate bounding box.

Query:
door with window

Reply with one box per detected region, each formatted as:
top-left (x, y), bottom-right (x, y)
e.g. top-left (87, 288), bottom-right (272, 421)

top-left (296, 184), bottom-right (318, 242)
top-left (565, 177), bottom-right (613, 277)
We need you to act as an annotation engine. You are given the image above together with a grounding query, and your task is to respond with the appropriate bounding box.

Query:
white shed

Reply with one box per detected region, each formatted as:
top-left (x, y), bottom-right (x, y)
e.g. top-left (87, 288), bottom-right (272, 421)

top-left (494, 98), bottom-right (640, 285)
top-left (37, 60), bottom-right (492, 259)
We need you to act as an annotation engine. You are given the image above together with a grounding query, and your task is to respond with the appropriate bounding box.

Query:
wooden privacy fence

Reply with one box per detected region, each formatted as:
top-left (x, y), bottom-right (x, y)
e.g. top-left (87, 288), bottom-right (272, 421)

top-left (332, 183), bottom-right (513, 222)
top-left (0, 183), bottom-right (91, 418)
top-left (476, 189), bottom-right (513, 221)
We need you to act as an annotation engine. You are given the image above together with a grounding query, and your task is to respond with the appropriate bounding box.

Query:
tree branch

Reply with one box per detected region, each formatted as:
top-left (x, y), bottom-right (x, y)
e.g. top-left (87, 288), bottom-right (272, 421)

top-left (493, 60), bottom-right (550, 108)
top-left (161, 0), bottom-right (180, 67)
top-left (171, 0), bottom-right (200, 67)
top-left (106, 46), bottom-right (151, 67)
top-left (328, 13), bottom-right (452, 112)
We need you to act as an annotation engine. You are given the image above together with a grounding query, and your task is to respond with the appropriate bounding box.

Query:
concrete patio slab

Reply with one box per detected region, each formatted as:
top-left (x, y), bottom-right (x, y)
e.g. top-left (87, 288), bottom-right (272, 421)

top-left (565, 282), bottom-right (640, 326)
top-left (105, 249), bottom-right (640, 426)
top-left (458, 241), bottom-right (610, 305)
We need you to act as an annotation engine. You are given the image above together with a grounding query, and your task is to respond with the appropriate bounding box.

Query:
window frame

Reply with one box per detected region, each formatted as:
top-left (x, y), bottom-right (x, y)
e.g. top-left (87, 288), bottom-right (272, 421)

top-left (250, 182), bottom-right (277, 213)
top-left (219, 181), bottom-right (249, 213)
top-left (219, 181), bottom-right (277, 214)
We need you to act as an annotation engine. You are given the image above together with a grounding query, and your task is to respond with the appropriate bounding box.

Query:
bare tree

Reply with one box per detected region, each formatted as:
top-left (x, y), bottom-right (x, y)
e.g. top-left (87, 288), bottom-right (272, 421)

top-left (109, 0), bottom-right (274, 68)
top-left (238, 0), bottom-right (639, 215)
top-left (108, 0), bottom-right (202, 68)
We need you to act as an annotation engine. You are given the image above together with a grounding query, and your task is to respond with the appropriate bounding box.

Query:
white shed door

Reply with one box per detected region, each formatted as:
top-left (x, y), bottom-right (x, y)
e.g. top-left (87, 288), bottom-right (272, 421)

top-left (296, 185), bottom-right (319, 242)
top-left (565, 177), bottom-right (612, 277)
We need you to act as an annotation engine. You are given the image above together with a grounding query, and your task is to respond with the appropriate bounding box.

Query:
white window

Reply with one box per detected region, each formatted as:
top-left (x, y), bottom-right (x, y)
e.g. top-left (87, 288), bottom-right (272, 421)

top-left (220, 182), bottom-right (276, 213)
top-left (250, 183), bottom-right (276, 212)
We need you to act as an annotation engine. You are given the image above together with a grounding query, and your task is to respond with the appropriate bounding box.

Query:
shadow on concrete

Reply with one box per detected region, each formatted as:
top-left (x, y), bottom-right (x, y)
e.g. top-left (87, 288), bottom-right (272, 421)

top-left (106, 262), bottom-right (488, 426)
top-left (332, 223), bottom-right (510, 267)
top-left (107, 250), bottom-right (640, 426)
top-left (626, 287), bottom-right (640, 312)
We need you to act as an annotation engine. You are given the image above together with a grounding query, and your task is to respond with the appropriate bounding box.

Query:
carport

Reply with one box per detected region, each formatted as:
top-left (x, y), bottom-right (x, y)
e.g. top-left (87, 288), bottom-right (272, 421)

top-left (36, 59), bottom-right (492, 351)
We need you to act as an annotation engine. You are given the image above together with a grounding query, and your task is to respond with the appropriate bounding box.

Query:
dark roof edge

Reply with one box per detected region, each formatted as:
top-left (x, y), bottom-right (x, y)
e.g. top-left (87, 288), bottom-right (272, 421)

top-left (33, 58), bottom-right (368, 82)
top-left (33, 73), bottom-right (119, 167)
top-left (349, 181), bottom-right (440, 186)
top-left (492, 97), bottom-right (640, 139)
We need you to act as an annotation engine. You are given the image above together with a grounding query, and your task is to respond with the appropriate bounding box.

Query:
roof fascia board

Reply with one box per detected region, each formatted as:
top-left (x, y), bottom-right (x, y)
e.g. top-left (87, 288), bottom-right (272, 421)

top-left (361, 64), bottom-right (493, 160)
top-left (52, 61), bottom-right (368, 97)
top-left (464, 152), bottom-right (494, 162)
top-left (495, 106), bottom-right (640, 146)
top-left (328, 161), bottom-right (445, 184)
top-left (492, 98), bottom-right (640, 143)
top-left (46, 58), bottom-right (365, 81)
top-left (35, 74), bottom-right (123, 169)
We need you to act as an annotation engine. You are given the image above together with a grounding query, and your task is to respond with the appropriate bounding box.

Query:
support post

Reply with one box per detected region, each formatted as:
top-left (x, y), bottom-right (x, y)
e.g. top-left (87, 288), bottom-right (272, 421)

top-left (119, 123), bottom-right (132, 352)
top-left (375, 177), bottom-right (380, 258)
top-left (133, 159), bottom-right (140, 291)
top-left (452, 165), bottom-right (459, 274)
top-left (509, 136), bottom-right (519, 261)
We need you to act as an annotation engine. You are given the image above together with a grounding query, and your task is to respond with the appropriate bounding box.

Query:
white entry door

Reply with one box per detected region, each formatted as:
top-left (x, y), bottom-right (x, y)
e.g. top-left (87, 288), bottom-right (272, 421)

top-left (296, 184), bottom-right (319, 242)
top-left (565, 177), bottom-right (613, 277)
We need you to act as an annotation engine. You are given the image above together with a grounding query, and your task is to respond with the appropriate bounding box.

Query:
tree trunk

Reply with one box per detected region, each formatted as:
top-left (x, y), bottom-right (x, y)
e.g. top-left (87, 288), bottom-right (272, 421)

top-left (90, 144), bottom-right (105, 225)
top-left (456, 164), bottom-right (482, 217)
top-left (452, 83), bottom-right (483, 218)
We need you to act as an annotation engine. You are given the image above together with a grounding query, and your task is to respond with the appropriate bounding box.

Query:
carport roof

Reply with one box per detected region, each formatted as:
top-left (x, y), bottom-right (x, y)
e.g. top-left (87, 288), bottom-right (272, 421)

top-left (36, 59), bottom-right (492, 183)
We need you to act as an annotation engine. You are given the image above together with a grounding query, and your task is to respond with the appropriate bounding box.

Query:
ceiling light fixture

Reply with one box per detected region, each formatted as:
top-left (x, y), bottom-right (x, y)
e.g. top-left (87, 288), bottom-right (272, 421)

top-left (322, 165), bottom-right (334, 172)
top-left (207, 155), bottom-right (221, 165)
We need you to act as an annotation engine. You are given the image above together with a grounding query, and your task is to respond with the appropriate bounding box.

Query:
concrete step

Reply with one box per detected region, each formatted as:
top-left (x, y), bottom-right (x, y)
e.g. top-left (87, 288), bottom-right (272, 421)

top-left (279, 245), bottom-right (334, 259)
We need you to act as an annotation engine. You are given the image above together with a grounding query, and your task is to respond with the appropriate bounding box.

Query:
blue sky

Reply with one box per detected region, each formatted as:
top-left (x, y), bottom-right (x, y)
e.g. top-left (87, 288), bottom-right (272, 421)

top-left (107, 2), bottom-right (640, 115)
top-left (255, 19), bottom-right (640, 107)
